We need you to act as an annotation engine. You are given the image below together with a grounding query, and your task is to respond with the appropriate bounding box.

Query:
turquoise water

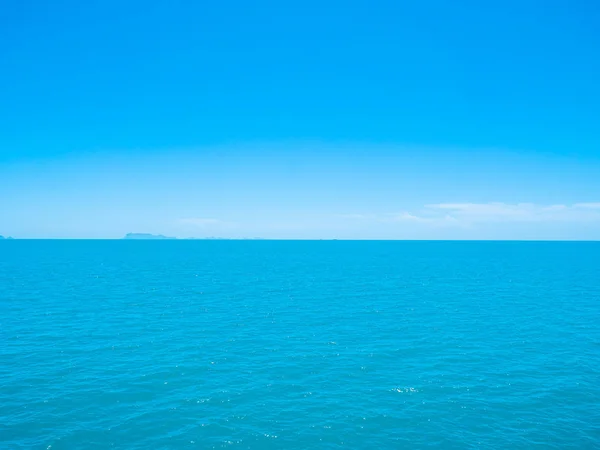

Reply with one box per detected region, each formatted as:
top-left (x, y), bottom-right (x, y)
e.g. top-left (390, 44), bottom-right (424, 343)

top-left (1, 240), bottom-right (599, 449)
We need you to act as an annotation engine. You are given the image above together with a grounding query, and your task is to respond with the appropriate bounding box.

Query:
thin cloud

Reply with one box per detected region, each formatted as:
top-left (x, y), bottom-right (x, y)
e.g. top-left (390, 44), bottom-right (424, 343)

top-left (424, 202), bottom-right (600, 223)
top-left (178, 218), bottom-right (228, 227)
top-left (340, 202), bottom-right (600, 226)
top-left (389, 212), bottom-right (458, 224)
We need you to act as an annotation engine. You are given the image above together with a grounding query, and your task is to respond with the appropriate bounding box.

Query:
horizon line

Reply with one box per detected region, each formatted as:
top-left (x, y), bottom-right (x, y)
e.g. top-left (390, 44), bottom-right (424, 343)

top-left (2, 238), bottom-right (600, 242)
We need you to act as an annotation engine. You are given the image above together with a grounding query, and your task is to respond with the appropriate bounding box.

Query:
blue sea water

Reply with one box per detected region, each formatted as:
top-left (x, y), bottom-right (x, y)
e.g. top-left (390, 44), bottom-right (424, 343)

top-left (1, 240), bottom-right (599, 449)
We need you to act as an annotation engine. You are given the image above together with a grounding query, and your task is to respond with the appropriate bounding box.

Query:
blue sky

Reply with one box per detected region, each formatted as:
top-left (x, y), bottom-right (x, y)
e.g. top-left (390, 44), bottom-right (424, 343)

top-left (1, 0), bottom-right (599, 239)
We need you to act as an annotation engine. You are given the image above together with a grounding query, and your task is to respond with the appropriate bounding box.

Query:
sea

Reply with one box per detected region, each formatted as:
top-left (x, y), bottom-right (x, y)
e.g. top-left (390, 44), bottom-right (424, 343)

top-left (1, 240), bottom-right (599, 449)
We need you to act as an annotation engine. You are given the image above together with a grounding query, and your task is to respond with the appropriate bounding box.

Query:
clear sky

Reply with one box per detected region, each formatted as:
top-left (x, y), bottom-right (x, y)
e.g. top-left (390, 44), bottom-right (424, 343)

top-left (1, 0), bottom-right (599, 239)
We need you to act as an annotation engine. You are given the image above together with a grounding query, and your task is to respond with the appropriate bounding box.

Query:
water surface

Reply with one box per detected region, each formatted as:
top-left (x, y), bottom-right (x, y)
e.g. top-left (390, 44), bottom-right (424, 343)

top-left (1, 241), bottom-right (599, 448)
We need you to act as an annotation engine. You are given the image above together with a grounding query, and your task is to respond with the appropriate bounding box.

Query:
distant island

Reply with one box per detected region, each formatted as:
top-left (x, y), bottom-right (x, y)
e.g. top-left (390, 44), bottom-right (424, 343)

top-left (123, 234), bottom-right (266, 240)
top-left (0, 235), bottom-right (14, 240)
top-left (123, 233), bottom-right (176, 240)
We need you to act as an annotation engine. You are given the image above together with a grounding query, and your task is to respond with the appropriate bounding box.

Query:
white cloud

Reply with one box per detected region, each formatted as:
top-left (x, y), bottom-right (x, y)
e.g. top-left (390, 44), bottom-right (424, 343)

top-left (423, 202), bottom-right (600, 223)
top-left (574, 203), bottom-right (600, 209)
top-left (178, 218), bottom-right (226, 227)
top-left (388, 212), bottom-right (459, 225)
top-left (392, 212), bottom-right (427, 222)
top-left (341, 202), bottom-right (600, 227)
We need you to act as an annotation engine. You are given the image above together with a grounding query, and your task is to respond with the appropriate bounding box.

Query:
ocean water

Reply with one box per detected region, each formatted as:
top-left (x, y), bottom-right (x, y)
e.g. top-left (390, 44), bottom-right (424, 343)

top-left (1, 240), bottom-right (599, 449)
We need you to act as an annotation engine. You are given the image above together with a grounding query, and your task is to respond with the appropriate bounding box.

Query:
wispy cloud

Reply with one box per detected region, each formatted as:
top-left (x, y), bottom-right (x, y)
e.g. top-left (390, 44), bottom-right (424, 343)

top-left (340, 202), bottom-right (600, 227)
top-left (574, 203), bottom-right (600, 209)
top-left (424, 202), bottom-right (600, 223)
top-left (178, 218), bottom-right (229, 227)
top-left (388, 212), bottom-right (459, 225)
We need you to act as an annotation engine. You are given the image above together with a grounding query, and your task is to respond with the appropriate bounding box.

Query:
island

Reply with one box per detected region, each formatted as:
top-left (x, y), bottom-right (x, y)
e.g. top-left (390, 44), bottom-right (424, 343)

top-left (0, 235), bottom-right (14, 240)
top-left (123, 233), bottom-right (177, 240)
top-left (122, 234), bottom-right (266, 240)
